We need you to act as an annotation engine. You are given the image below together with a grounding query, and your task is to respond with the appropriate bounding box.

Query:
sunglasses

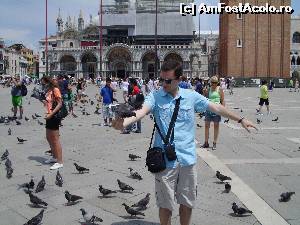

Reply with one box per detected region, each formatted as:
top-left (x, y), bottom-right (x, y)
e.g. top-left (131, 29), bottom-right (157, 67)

top-left (159, 78), bottom-right (176, 84)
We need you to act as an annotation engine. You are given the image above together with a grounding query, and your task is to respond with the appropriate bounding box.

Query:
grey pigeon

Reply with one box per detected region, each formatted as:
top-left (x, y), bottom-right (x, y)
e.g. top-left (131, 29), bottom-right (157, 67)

top-left (6, 167), bottom-right (13, 179)
top-left (37, 120), bottom-right (44, 125)
top-left (17, 137), bottom-right (27, 143)
top-left (117, 179), bottom-right (134, 192)
top-left (74, 163), bottom-right (89, 173)
top-left (65, 190), bottom-right (83, 203)
top-left (19, 178), bottom-right (35, 190)
top-left (8, 128), bottom-right (11, 135)
top-left (25, 116), bottom-right (30, 121)
top-left (115, 104), bottom-right (136, 118)
top-left (35, 176), bottom-right (45, 193)
top-left (1, 149), bottom-right (9, 161)
top-left (224, 118), bottom-right (229, 123)
top-left (128, 154), bottom-right (141, 161)
top-left (216, 171), bottom-right (232, 182)
top-left (224, 183), bottom-right (231, 193)
top-left (128, 168), bottom-right (143, 180)
top-left (98, 185), bottom-right (117, 196)
top-left (28, 191), bottom-right (48, 206)
top-left (272, 117), bottom-right (279, 122)
top-left (32, 115), bottom-right (36, 120)
top-left (122, 203), bottom-right (145, 217)
top-left (257, 118), bottom-right (262, 124)
top-left (80, 208), bottom-right (103, 223)
top-left (131, 193), bottom-right (150, 210)
top-left (55, 170), bottom-right (63, 187)
top-left (90, 100), bottom-right (94, 105)
top-left (279, 192), bottom-right (295, 202)
top-left (23, 209), bottom-right (44, 225)
top-left (5, 158), bottom-right (12, 169)
top-left (35, 113), bottom-right (41, 118)
top-left (16, 120), bottom-right (21, 125)
top-left (232, 202), bottom-right (252, 215)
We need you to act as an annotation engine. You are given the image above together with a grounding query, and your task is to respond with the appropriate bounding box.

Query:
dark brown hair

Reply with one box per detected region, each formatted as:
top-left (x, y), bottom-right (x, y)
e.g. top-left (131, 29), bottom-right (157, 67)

top-left (161, 61), bottom-right (182, 79)
top-left (41, 76), bottom-right (58, 89)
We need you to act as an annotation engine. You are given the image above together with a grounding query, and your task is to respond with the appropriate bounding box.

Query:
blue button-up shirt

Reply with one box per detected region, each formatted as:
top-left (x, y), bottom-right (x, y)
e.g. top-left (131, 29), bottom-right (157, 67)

top-left (145, 87), bottom-right (209, 168)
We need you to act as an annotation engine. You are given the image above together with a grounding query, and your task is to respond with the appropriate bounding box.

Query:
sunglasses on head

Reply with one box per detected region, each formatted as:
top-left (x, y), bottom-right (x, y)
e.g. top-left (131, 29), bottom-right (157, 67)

top-left (159, 78), bottom-right (176, 84)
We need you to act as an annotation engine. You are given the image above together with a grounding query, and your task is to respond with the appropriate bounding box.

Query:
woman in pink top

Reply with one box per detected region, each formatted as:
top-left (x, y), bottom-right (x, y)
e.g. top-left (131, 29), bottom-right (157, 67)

top-left (41, 76), bottom-right (64, 170)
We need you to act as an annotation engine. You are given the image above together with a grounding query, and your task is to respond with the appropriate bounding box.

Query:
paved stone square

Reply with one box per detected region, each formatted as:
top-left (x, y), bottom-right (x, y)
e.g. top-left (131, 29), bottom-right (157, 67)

top-left (0, 84), bottom-right (299, 225)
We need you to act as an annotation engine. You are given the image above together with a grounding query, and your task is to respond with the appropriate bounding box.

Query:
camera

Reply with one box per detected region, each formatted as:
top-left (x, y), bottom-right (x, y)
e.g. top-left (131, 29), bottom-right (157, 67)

top-left (164, 143), bottom-right (177, 161)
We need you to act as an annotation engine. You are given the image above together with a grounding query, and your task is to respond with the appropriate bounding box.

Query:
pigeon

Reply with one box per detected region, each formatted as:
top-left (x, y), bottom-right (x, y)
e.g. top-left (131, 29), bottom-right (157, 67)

top-left (35, 176), bottom-right (46, 193)
top-left (198, 113), bottom-right (204, 118)
top-left (23, 209), bottom-right (44, 225)
top-left (128, 168), bottom-right (143, 180)
top-left (115, 104), bottom-right (136, 118)
top-left (240, 109), bottom-right (243, 113)
top-left (28, 101), bottom-right (30, 105)
top-left (279, 192), bottom-right (295, 202)
top-left (128, 154), bottom-right (141, 161)
top-left (224, 183), bottom-right (231, 193)
top-left (90, 100), bottom-right (94, 105)
top-left (17, 137), bottom-right (27, 143)
top-left (131, 193), bottom-right (150, 210)
top-left (74, 163), bottom-right (89, 173)
top-left (8, 128), bottom-right (11, 135)
top-left (1, 149), bottom-right (9, 161)
top-left (233, 107), bottom-right (240, 110)
top-left (16, 120), bottom-right (21, 125)
top-left (256, 108), bottom-right (260, 112)
top-left (64, 190), bottom-right (83, 203)
top-left (55, 171), bottom-right (63, 187)
top-left (117, 179), bottom-right (134, 192)
top-left (256, 118), bottom-right (262, 124)
top-left (37, 120), bottom-right (44, 125)
top-left (5, 158), bottom-right (12, 168)
top-left (224, 118), bottom-right (229, 123)
top-left (25, 116), bottom-right (30, 121)
top-left (6, 167), bottom-right (13, 179)
top-left (122, 203), bottom-right (145, 217)
top-left (149, 114), bottom-right (153, 120)
top-left (232, 202), bottom-right (252, 215)
top-left (28, 191), bottom-right (48, 206)
top-left (32, 115), bottom-right (36, 120)
top-left (86, 112), bottom-right (90, 116)
top-left (196, 124), bottom-right (202, 128)
top-left (272, 117), bottom-right (279, 122)
top-left (35, 113), bottom-right (41, 118)
top-left (80, 208), bottom-right (103, 223)
top-left (216, 171), bottom-right (232, 182)
top-left (98, 185), bottom-right (117, 196)
top-left (19, 178), bottom-right (35, 190)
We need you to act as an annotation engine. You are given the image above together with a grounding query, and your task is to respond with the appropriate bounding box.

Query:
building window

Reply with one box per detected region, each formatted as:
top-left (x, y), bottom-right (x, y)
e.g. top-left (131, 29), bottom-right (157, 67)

top-left (70, 42), bottom-right (73, 48)
top-left (297, 56), bottom-right (300, 65)
top-left (237, 13), bottom-right (242, 20)
top-left (293, 32), bottom-right (300, 43)
top-left (291, 56), bottom-right (296, 65)
top-left (237, 39), bottom-right (243, 48)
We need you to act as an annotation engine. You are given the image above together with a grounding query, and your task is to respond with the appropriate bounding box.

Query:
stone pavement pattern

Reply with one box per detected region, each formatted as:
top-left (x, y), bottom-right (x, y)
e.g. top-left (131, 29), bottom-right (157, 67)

top-left (0, 84), bottom-right (299, 225)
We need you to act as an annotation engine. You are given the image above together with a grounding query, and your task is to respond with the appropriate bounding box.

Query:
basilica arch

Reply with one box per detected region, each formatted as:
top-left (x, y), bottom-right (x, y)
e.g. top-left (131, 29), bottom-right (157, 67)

top-left (106, 47), bottom-right (132, 79)
top-left (81, 51), bottom-right (97, 79)
top-left (60, 55), bottom-right (76, 75)
top-left (164, 52), bottom-right (183, 64)
top-left (141, 51), bottom-right (159, 79)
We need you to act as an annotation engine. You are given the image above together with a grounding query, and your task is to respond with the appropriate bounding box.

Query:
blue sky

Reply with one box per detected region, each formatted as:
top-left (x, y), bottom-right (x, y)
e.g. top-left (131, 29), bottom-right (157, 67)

top-left (0, 0), bottom-right (299, 52)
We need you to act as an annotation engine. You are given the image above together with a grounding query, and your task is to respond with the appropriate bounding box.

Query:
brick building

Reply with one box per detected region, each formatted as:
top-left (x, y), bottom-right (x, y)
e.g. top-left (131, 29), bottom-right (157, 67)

top-left (219, 0), bottom-right (291, 80)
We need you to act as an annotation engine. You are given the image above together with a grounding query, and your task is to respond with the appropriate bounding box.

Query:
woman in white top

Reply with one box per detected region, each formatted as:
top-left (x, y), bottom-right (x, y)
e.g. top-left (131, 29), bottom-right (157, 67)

top-left (121, 78), bottom-right (129, 103)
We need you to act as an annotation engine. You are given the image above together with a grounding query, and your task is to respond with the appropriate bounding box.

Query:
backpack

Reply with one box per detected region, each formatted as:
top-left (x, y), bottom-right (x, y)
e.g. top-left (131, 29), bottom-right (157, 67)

top-left (21, 84), bottom-right (28, 96)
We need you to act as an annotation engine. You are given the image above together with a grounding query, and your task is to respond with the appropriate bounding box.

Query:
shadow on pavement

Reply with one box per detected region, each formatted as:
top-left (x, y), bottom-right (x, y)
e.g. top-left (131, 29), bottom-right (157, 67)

top-left (112, 220), bottom-right (160, 225)
top-left (27, 156), bottom-right (48, 165)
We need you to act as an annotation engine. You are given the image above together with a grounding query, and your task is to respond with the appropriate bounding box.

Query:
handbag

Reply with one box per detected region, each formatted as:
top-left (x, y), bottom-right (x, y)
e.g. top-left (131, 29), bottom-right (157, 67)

top-left (146, 97), bottom-right (181, 173)
top-left (51, 91), bottom-right (68, 120)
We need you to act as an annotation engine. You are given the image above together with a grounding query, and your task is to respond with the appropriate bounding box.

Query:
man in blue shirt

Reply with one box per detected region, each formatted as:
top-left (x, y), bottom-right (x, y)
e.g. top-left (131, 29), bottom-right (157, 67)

top-left (112, 61), bottom-right (257, 225)
top-left (100, 77), bottom-right (114, 126)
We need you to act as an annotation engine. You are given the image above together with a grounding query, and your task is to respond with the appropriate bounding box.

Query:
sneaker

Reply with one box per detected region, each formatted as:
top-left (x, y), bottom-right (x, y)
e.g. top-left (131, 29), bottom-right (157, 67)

top-left (212, 143), bottom-right (217, 150)
top-left (201, 142), bottom-right (209, 148)
top-left (44, 157), bottom-right (57, 164)
top-left (104, 123), bottom-right (108, 126)
top-left (50, 163), bottom-right (63, 170)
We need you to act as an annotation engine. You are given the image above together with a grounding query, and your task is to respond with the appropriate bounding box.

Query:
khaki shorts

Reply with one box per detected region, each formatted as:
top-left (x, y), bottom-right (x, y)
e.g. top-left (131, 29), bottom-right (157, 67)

top-left (155, 163), bottom-right (197, 211)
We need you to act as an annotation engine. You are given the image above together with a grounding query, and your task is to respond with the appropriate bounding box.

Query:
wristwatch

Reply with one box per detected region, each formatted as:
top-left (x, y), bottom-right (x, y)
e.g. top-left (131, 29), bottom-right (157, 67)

top-left (238, 117), bottom-right (244, 123)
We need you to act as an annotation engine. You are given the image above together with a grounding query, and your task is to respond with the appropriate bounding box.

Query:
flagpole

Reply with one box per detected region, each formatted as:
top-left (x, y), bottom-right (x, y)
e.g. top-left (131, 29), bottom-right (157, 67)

top-left (45, 0), bottom-right (48, 76)
top-left (154, 0), bottom-right (158, 79)
top-left (99, 0), bottom-right (103, 78)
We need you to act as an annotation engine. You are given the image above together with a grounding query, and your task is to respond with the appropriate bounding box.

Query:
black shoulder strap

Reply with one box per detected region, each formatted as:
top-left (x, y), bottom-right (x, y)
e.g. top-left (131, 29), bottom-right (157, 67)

top-left (151, 97), bottom-right (181, 146)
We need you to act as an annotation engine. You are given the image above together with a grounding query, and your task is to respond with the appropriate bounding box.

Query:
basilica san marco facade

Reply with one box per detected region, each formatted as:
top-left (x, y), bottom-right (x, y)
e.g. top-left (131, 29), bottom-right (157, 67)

top-left (39, 1), bottom-right (209, 79)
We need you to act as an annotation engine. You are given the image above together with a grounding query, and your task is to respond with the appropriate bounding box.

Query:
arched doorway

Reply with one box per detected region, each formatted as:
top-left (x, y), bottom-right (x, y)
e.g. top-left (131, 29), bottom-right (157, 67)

top-left (107, 47), bottom-right (131, 79)
top-left (60, 55), bottom-right (76, 76)
top-left (142, 51), bottom-right (159, 79)
top-left (164, 52), bottom-right (183, 64)
top-left (81, 52), bottom-right (97, 79)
